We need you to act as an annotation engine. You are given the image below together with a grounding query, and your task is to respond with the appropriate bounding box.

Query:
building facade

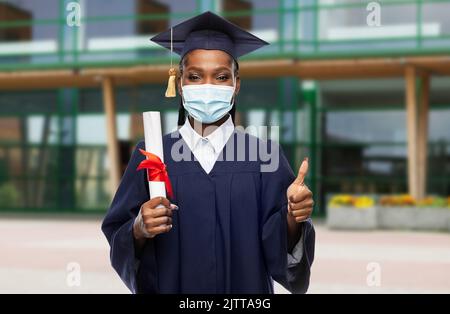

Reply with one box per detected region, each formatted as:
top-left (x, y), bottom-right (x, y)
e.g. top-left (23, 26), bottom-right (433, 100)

top-left (0, 0), bottom-right (449, 214)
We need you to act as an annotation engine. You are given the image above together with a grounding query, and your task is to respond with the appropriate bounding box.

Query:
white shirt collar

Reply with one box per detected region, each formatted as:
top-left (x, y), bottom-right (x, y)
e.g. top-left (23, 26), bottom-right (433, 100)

top-left (179, 115), bottom-right (235, 154)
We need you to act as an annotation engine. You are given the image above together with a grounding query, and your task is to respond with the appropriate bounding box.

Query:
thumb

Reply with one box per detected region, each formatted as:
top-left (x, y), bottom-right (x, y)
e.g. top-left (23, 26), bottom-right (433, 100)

top-left (294, 157), bottom-right (309, 185)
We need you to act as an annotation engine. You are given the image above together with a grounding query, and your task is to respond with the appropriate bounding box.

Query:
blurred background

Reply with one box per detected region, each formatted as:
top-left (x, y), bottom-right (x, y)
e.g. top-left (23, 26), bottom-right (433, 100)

top-left (0, 0), bottom-right (449, 293)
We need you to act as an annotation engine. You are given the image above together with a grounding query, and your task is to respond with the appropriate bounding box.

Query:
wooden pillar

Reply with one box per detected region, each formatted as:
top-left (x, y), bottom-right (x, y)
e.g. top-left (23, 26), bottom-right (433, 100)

top-left (418, 74), bottom-right (430, 200)
top-left (102, 76), bottom-right (121, 194)
top-left (405, 66), bottom-right (419, 199)
top-left (405, 66), bottom-right (429, 200)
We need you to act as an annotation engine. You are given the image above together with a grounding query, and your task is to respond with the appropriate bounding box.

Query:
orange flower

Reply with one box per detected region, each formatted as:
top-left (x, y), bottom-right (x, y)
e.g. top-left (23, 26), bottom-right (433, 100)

top-left (379, 194), bottom-right (416, 206)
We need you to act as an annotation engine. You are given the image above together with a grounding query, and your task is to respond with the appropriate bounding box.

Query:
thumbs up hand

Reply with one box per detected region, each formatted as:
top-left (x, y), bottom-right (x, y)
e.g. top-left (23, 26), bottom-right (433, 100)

top-left (286, 157), bottom-right (314, 223)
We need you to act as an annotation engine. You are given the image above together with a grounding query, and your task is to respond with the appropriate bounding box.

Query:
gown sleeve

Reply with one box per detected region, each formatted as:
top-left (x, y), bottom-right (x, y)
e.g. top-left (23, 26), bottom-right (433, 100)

top-left (101, 140), bottom-right (149, 293)
top-left (260, 141), bottom-right (316, 294)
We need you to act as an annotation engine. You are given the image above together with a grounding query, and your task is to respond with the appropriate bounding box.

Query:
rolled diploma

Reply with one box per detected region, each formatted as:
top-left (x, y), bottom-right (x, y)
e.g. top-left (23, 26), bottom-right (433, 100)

top-left (143, 111), bottom-right (166, 203)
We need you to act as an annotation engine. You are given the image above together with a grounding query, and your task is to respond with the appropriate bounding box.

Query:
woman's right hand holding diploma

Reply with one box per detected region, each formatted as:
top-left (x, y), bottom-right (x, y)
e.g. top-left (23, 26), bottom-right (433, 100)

top-left (133, 196), bottom-right (178, 241)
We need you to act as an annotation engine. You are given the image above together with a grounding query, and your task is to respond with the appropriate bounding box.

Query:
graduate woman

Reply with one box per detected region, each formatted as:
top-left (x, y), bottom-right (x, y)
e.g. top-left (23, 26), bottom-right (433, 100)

top-left (102, 11), bottom-right (315, 294)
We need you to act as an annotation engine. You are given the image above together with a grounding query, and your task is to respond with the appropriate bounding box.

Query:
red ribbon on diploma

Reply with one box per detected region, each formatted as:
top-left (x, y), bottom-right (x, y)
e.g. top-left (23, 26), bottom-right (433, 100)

top-left (136, 149), bottom-right (173, 199)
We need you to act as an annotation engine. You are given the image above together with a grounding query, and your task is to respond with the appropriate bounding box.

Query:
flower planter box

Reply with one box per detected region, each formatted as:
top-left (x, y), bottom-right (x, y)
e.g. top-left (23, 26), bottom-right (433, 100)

top-left (327, 205), bottom-right (450, 231)
top-left (379, 207), bottom-right (450, 231)
top-left (327, 206), bottom-right (378, 230)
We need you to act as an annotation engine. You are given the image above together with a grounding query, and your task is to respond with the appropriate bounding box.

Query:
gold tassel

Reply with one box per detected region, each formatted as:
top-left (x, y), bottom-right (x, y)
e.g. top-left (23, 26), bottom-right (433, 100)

top-left (165, 68), bottom-right (177, 98)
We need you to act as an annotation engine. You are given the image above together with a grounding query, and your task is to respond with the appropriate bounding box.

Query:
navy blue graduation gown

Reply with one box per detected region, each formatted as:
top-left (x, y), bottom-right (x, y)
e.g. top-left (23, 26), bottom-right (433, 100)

top-left (101, 130), bottom-right (315, 294)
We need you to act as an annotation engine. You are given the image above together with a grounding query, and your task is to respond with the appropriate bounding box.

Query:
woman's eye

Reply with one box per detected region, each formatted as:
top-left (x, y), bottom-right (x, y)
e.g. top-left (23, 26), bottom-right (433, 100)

top-left (217, 75), bottom-right (229, 81)
top-left (188, 74), bottom-right (201, 81)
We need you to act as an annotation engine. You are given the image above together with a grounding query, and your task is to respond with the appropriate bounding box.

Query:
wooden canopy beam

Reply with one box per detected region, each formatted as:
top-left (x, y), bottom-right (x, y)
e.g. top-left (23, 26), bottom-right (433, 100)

top-left (1, 55), bottom-right (450, 90)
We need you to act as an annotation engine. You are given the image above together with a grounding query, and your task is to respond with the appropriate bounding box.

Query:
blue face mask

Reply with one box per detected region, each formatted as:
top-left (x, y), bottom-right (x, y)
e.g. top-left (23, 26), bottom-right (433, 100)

top-left (181, 81), bottom-right (235, 124)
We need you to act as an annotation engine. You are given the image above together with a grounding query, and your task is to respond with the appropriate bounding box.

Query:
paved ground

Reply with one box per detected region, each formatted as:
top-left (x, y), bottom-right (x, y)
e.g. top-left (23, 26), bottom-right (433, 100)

top-left (0, 215), bottom-right (449, 294)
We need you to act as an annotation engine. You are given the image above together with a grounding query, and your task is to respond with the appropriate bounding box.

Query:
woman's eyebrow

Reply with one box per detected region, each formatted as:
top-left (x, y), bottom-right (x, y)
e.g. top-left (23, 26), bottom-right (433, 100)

top-left (212, 66), bottom-right (232, 73)
top-left (185, 66), bottom-right (204, 72)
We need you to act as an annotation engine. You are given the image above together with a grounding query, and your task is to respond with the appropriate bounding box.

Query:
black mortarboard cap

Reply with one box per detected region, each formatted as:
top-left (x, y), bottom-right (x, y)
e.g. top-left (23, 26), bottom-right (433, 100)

top-left (150, 11), bottom-right (269, 60)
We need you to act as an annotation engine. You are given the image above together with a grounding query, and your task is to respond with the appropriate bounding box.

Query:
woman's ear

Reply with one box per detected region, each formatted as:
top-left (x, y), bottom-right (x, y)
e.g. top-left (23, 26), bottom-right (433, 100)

top-left (234, 75), bottom-right (241, 96)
